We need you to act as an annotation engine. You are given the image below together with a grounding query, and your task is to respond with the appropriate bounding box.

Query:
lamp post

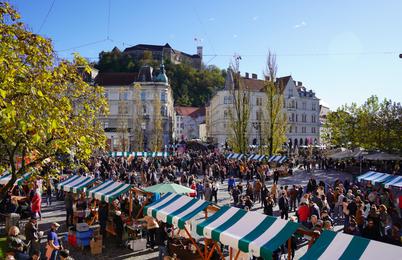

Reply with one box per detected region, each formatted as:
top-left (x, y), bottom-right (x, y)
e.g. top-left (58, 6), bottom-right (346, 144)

top-left (252, 122), bottom-right (262, 153)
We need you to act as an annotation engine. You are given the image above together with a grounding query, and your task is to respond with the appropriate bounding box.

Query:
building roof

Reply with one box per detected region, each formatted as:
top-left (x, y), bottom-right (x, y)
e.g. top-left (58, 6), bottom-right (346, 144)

top-left (276, 76), bottom-right (292, 89)
top-left (175, 106), bottom-right (205, 118)
top-left (95, 72), bottom-right (137, 86)
top-left (240, 77), bottom-right (265, 91)
top-left (123, 43), bottom-right (172, 52)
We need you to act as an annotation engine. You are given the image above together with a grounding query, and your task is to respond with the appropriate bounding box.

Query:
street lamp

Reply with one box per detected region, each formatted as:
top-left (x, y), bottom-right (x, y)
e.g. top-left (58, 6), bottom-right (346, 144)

top-left (252, 122), bottom-right (262, 153)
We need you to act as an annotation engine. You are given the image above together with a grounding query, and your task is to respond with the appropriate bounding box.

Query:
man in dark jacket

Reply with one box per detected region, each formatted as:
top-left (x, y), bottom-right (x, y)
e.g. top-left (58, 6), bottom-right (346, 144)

top-left (155, 222), bottom-right (168, 260)
top-left (64, 192), bottom-right (74, 227)
top-left (99, 202), bottom-right (108, 243)
top-left (25, 216), bottom-right (40, 256)
top-left (278, 192), bottom-right (289, 220)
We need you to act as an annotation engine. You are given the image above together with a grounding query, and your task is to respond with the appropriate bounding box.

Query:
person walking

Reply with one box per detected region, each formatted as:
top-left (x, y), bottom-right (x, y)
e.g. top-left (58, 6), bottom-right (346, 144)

top-left (64, 192), bottom-right (74, 227)
top-left (155, 222), bottom-right (168, 260)
top-left (46, 222), bottom-right (62, 260)
top-left (278, 191), bottom-right (289, 220)
top-left (25, 216), bottom-right (41, 257)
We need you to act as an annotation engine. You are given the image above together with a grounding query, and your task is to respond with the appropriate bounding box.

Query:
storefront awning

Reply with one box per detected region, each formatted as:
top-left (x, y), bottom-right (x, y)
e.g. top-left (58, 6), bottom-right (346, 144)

top-left (248, 154), bottom-right (266, 161)
top-left (86, 180), bottom-right (131, 202)
top-left (0, 172), bottom-right (31, 185)
top-left (226, 153), bottom-right (244, 160)
top-left (57, 175), bottom-right (97, 193)
top-left (357, 171), bottom-right (394, 184)
top-left (196, 206), bottom-right (299, 259)
top-left (300, 230), bottom-right (402, 260)
top-left (267, 155), bottom-right (288, 164)
top-left (143, 193), bottom-right (210, 229)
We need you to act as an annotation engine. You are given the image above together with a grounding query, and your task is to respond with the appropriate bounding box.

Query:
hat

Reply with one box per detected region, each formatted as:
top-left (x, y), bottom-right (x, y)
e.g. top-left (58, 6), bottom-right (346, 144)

top-left (115, 210), bottom-right (122, 216)
top-left (52, 222), bottom-right (60, 228)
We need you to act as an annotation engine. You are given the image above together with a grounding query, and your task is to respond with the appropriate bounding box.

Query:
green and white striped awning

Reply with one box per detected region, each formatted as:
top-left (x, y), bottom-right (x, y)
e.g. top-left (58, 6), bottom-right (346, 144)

top-left (86, 180), bottom-right (131, 202)
top-left (0, 172), bottom-right (31, 185)
top-left (109, 151), bottom-right (169, 158)
top-left (196, 206), bottom-right (299, 259)
top-left (57, 175), bottom-right (97, 193)
top-left (143, 193), bottom-right (210, 229)
top-left (300, 230), bottom-right (402, 260)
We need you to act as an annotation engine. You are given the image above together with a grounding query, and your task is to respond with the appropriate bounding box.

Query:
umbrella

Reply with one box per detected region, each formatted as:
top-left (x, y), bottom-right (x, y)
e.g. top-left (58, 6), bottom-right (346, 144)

top-left (143, 183), bottom-right (195, 194)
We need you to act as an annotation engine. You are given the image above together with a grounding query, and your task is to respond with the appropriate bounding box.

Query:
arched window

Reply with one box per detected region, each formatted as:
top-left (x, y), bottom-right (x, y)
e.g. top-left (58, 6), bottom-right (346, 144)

top-left (294, 138), bottom-right (298, 146)
top-left (143, 105), bottom-right (147, 114)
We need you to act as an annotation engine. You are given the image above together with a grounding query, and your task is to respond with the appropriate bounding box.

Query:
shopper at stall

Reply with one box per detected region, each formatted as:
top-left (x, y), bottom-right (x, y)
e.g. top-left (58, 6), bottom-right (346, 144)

top-left (114, 210), bottom-right (125, 247)
top-left (25, 215), bottom-right (41, 257)
top-left (76, 193), bottom-right (87, 223)
top-left (46, 222), bottom-right (62, 260)
top-left (99, 201), bottom-right (108, 245)
top-left (155, 221), bottom-right (168, 260)
top-left (64, 192), bottom-right (74, 227)
top-left (143, 214), bottom-right (159, 249)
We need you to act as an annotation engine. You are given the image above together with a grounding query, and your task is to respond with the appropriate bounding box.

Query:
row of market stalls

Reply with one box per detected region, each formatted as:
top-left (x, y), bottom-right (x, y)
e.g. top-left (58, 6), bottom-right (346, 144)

top-left (0, 172), bottom-right (31, 186)
top-left (357, 171), bottom-right (402, 189)
top-left (144, 192), bottom-right (402, 260)
top-left (226, 153), bottom-right (288, 164)
top-left (108, 151), bottom-right (169, 158)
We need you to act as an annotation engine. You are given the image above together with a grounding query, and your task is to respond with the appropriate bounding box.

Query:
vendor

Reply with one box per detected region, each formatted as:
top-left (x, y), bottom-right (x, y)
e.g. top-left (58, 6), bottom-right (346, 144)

top-left (113, 210), bottom-right (124, 247)
top-left (143, 215), bottom-right (159, 249)
top-left (76, 193), bottom-right (87, 223)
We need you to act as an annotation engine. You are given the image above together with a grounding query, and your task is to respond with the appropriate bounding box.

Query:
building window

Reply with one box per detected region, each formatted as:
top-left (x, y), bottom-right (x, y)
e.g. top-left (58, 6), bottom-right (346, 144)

top-left (289, 126), bottom-right (292, 133)
top-left (312, 103), bottom-right (316, 111)
top-left (118, 102), bottom-right (129, 114)
top-left (256, 110), bottom-right (263, 121)
top-left (295, 126), bottom-right (297, 133)
top-left (161, 106), bottom-right (167, 116)
top-left (256, 97), bottom-right (263, 106)
top-left (302, 114), bottom-right (307, 122)
top-left (311, 115), bottom-right (316, 123)
top-left (160, 92), bottom-right (167, 102)
top-left (141, 91), bottom-right (146, 101)
top-left (143, 104), bottom-right (147, 114)
top-left (302, 102), bottom-right (307, 110)
top-left (119, 91), bottom-right (129, 100)
top-left (312, 127), bottom-right (316, 133)
top-left (296, 114), bottom-right (298, 122)
top-left (180, 123), bottom-right (184, 128)
top-left (295, 101), bottom-right (298, 109)
top-left (224, 96), bottom-right (232, 104)
top-left (224, 109), bottom-right (229, 119)
top-left (291, 113), bottom-right (295, 122)
top-left (302, 127), bottom-right (306, 133)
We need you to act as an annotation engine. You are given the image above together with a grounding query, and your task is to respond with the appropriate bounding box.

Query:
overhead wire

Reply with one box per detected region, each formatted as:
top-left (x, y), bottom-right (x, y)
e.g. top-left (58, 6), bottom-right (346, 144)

top-left (37, 0), bottom-right (56, 33)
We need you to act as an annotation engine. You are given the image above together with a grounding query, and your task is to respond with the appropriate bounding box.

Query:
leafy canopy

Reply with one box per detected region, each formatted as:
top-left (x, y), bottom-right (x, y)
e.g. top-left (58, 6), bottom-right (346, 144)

top-left (0, 3), bottom-right (108, 195)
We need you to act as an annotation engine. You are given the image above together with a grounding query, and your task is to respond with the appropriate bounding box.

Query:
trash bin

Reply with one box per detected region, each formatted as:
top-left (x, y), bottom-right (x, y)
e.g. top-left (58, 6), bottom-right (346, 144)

top-left (5, 213), bottom-right (20, 234)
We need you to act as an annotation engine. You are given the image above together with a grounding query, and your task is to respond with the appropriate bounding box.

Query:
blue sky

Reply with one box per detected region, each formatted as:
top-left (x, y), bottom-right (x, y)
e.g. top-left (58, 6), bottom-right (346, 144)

top-left (9, 0), bottom-right (402, 109)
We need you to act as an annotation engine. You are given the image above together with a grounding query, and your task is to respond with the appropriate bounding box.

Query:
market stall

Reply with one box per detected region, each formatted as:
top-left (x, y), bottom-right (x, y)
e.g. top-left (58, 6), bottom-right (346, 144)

top-left (86, 180), bottom-right (132, 202)
top-left (300, 230), bottom-right (402, 260)
top-left (267, 155), bottom-right (288, 164)
top-left (196, 205), bottom-right (299, 259)
top-left (0, 172), bottom-right (31, 186)
top-left (247, 154), bottom-right (266, 161)
top-left (226, 153), bottom-right (244, 160)
top-left (142, 183), bottom-right (195, 195)
top-left (383, 175), bottom-right (402, 189)
top-left (57, 175), bottom-right (97, 193)
top-left (143, 192), bottom-right (212, 259)
top-left (357, 171), bottom-right (394, 184)
top-left (109, 151), bottom-right (169, 158)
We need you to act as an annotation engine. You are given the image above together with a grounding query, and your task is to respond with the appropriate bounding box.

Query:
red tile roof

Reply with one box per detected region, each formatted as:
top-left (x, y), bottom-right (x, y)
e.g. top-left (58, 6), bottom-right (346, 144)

top-left (175, 106), bottom-right (205, 118)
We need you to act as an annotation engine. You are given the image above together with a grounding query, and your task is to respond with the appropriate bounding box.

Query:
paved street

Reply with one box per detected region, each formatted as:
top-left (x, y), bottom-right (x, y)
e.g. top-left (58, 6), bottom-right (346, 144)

top-left (36, 169), bottom-right (353, 259)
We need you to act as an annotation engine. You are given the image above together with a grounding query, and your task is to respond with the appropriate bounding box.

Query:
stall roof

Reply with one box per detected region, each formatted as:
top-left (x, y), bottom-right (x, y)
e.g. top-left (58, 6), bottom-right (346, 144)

top-left (300, 230), bottom-right (402, 260)
top-left (357, 171), bottom-right (394, 184)
top-left (226, 153), bottom-right (244, 160)
top-left (142, 183), bottom-right (195, 195)
top-left (109, 151), bottom-right (169, 158)
top-left (248, 154), bottom-right (266, 161)
top-left (86, 180), bottom-right (131, 202)
top-left (267, 155), bottom-right (288, 164)
top-left (143, 193), bottom-right (210, 229)
top-left (196, 205), bottom-right (299, 259)
top-left (0, 172), bottom-right (31, 185)
top-left (57, 175), bottom-right (97, 193)
top-left (383, 175), bottom-right (402, 188)
top-left (363, 152), bottom-right (402, 161)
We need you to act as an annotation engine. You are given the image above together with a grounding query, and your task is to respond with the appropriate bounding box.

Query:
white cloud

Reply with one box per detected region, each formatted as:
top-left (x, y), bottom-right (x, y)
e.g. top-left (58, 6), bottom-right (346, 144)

top-left (233, 34), bottom-right (238, 38)
top-left (294, 21), bottom-right (307, 29)
top-left (208, 17), bottom-right (215, 21)
top-left (252, 16), bottom-right (259, 21)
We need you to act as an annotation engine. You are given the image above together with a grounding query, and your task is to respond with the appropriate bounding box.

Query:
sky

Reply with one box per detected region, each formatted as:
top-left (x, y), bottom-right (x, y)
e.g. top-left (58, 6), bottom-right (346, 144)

top-left (8, 0), bottom-right (402, 109)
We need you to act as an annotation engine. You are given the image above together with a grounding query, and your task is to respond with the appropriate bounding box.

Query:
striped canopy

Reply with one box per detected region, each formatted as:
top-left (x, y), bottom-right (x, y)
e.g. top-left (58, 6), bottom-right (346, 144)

top-left (109, 151), bottom-right (169, 158)
top-left (267, 155), bottom-right (288, 164)
top-left (383, 175), bottom-right (402, 188)
top-left (57, 175), bottom-right (97, 193)
top-left (226, 153), bottom-right (244, 160)
top-left (196, 206), bottom-right (299, 259)
top-left (0, 172), bottom-right (31, 185)
top-left (300, 230), bottom-right (402, 260)
top-left (143, 193), bottom-right (210, 229)
top-left (248, 154), bottom-right (266, 161)
top-left (86, 180), bottom-right (131, 202)
top-left (357, 171), bottom-right (394, 184)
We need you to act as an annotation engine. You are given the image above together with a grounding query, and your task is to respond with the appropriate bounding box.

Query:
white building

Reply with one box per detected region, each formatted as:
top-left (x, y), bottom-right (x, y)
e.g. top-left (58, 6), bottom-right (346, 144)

top-left (174, 106), bottom-right (205, 141)
top-left (206, 72), bottom-right (321, 149)
top-left (95, 64), bottom-right (175, 151)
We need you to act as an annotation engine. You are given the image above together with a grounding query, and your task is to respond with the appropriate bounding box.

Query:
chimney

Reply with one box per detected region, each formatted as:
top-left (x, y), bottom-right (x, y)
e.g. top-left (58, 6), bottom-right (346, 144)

top-left (245, 72), bottom-right (249, 78)
top-left (197, 46), bottom-right (203, 58)
top-left (252, 73), bottom-right (257, 79)
top-left (265, 76), bottom-right (270, 81)
top-left (297, 81), bottom-right (302, 86)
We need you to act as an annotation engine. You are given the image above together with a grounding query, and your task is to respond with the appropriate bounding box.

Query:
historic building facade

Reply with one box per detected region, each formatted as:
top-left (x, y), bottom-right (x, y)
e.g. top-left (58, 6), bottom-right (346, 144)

top-left (206, 72), bottom-right (321, 149)
top-left (95, 64), bottom-right (175, 151)
top-left (174, 106), bottom-right (206, 141)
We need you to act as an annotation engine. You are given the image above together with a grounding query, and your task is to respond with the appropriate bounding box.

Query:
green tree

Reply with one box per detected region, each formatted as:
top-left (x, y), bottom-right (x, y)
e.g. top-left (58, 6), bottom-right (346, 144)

top-left (132, 83), bottom-right (144, 151)
top-left (151, 90), bottom-right (163, 151)
top-left (262, 52), bottom-right (287, 156)
top-left (0, 3), bottom-right (108, 197)
top-left (227, 57), bottom-right (251, 153)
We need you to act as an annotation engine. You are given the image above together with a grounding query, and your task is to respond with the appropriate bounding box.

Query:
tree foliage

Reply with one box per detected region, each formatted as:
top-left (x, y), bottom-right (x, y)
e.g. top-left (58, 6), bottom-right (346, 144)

top-left (262, 52), bottom-right (287, 156)
top-left (0, 3), bottom-right (108, 197)
top-left (151, 89), bottom-right (163, 151)
top-left (132, 83), bottom-right (143, 151)
top-left (324, 95), bottom-right (402, 154)
top-left (227, 58), bottom-right (251, 154)
top-left (95, 50), bottom-right (225, 107)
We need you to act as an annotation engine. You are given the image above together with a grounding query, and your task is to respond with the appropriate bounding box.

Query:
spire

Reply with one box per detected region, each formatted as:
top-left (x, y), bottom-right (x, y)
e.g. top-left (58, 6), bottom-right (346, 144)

top-left (155, 62), bottom-right (169, 84)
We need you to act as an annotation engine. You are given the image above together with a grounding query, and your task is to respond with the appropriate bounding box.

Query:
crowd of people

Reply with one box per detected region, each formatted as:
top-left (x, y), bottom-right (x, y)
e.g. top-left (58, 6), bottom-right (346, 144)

top-left (1, 149), bottom-right (401, 259)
